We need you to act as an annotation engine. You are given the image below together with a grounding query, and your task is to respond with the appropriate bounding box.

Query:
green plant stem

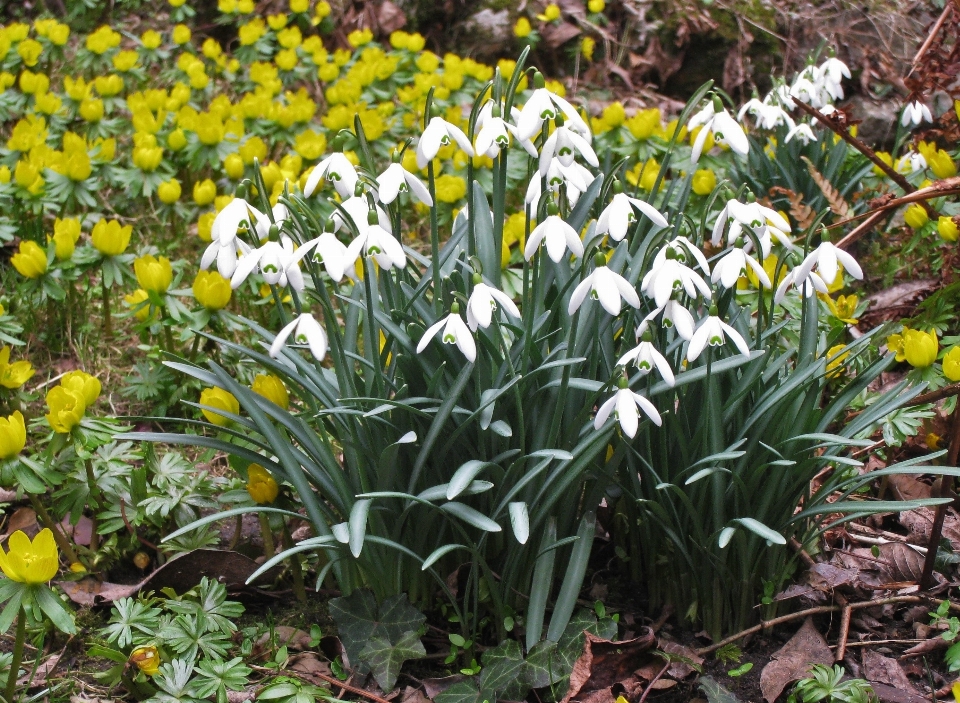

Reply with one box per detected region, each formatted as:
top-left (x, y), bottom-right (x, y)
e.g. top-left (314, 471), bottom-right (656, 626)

top-left (258, 513), bottom-right (275, 559)
top-left (101, 275), bottom-right (112, 339)
top-left (84, 459), bottom-right (102, 552)
top-left (162, 321), bottom-right (176, 355)
top-left (27, 494), bottom-right (80, 567)
top-left (281, 523), bottom-right (307, 604)
top-left (3, 607), bottom-right (25, 703)
top-left (427, 160), bottom-right (441, 316)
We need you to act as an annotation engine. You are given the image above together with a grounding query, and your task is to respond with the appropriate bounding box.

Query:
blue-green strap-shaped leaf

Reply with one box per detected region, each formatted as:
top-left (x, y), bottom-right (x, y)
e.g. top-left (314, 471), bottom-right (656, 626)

top-left (733, 517), bottom-right (785, 545)
top-left (421, 544), bottom-right (468, 571)
top-left (349, 500), bottom-right (371, 558)
top-left (246, 536), bottom-right (339, 584)
top-left (446, 460), bottom-right (496, 500)
top-left (162, 506), bottom-right (304, 543)
top-left (545, 511), bottom-right (595, 642)
top-left (508, 502), bottom-right (529, 544)
top-left (440, 502), bottom-right (501, 532)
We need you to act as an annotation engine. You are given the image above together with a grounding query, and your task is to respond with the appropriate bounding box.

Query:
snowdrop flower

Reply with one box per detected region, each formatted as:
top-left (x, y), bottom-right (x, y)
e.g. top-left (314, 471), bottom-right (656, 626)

top-left (789, 76), bottom-right (821, 108)
top-left (376, 162), bottom-right (431, 206)
top-left (539, 122), bottom-right (598, 175)
top-left (524, 205), bottom-right (585, 262)
top-left (689, 97), bottom-right (749, 163)
top-left (210, 198), bottom-right (266, 248)
top-left (785, 123), bottom-right (817, 145)
top-left (303, 152), bottom-right (359, 199)
top-left (344, 210), bottom-right (406, 271)
top-left (295, 231), bottom-right (350, 283)
top-left (526, 159), bottom-right (596, 207)
top-left (711, 198), bottom-right (793, 255)
top-left (711, 244), bottom-right (771, 290)
top-left (793, 237), bottom-right (863, 287)
top-left (771, 83), bottom-right (796, 111)
top-left (774, 267), bottom-right (829, 304)
top-left (201, 236), bottom-right (252, 280)
top-left (816, 57), bottom-right (850, 101)
top-left (231, 236), bottom-right (304, 291)
top-left (661, 300), bottom-right (696, 340)
top-left (333, 195), bottom-right (392, 236)
top-left (897, 150), bottom-right (927, 174)
top-left (466, 275), bottom-right (521, 331)
top-left (901, 101), bottom-right (932, 128)
top-left (270, 312), bottom-right (328, 361)
top-left (595, 185), bottom-right (669, 241)
top-left (416, 303), bottom-right (476, 362)
top-left (737, 98), bottom-right (795, 131)
top-left (568, 254), bottom-right (641, 316)
top-left (641, 257), bottom-right (712, 307)
top-left (417, 116), bottom-right (474, 169)
top-left (474, 101), bottom-right (537, 159)
top-left (688, 309), bottom-right (752, 362)
top-left (617, 335), bottom-right (675, 386)
top-left (516, 73), bottom-right (591, 142)
top-left (594, 378), bottom-right (662, 437)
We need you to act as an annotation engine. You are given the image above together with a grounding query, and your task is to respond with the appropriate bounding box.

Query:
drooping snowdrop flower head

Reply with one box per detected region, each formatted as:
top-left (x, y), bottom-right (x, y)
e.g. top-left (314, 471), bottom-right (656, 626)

top-left (475, 100), bottom-right (537, 159)
top-left (816, 57), bottom-right (850, 100)
top-left (642, 239), bottom-right (712, 308)
top-left (539, 117), bottom-right (599, 175)
top-left (690, 95), bottom-right (749, 163)
top-left (711, 240), bottom-right (771, 290)
top-left (344, 209), bottom-right (407, 272)
top-left (774, 266), bottom-right (829, 304)
top-left (711, 197), bottom-right (793, 255)
top-left (617, 333), bottom-right (675, 386)
top-left (516, 71), bottom-right (590, 142)
top-left (526, 158), bottom-right (591, 206)
top-left (595, 181), bottom-right (669, 242)
top-left (594, 376), bottom-right (662, 438)
top-left (524, 203), bottom-right (585, 263)
top-left (793, 232), bottom-right (863, 287)
top-left (416, 115), bottom-right (474, 169)
top-left (270, 312), bottom-right (328, 361)
top-left (466, 273), bottom-right (521, 332)
top-left (737, 97), bottom-right (795, 131)
top-left (416, 302), bottom-right (476, 362)
top-left (785, 123), bottom-right (817, 145)
top-left (200, 197), bottom-right (265, 278)
top-left (897, 150), bottom-right (927, 174)
top-left (333, 194), bottom-right (392, 236)
top-left (901, 100), bottom-right (932, 128)
top-left (231, 235), bottom-right (304, 291)
top-left (661, 299), bottom-right (696, 340)
top-left (687, 306), bottom-right (752, 362)
top-left (376, 158), bottom-right (433, 206)
top-left (568, 252), bottom-right (641, 316)
top-left (303, 152), bottom-right (359, 199)
top-left (295, 228), bottom-right (350, 283)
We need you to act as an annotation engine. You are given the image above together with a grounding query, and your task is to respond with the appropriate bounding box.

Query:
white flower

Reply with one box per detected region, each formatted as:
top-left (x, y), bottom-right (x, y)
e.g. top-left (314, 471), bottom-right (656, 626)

top-left (516, 86), bottom-right (590, 142)
top-left (711, 247), bottom-right (770, 290)
top-left (333, 195), bottom-right (392, 236)
top-left (569, 265), bottom-right (641, 316)
top-left (525, 160), bottom-right (597, 207)
top-left (793, 240), bottom-right (863, 286)
top-left (816, 57), bottom-right (850, 101)
top-left (344, 222), bottom-right (407, 271)
top-left (689, 101), bottom-right (749, 163)
top-left (711, 199), bottom-right (793, 255)
top-left (417, 308), bottom-right (476, 362)
top-left (200, 237), bottom-right (251, 279)
top-left (417, 116), bottom-right (474, 169)
top-left (231, 236), bottom-right (304, 291)
top-left (901, 101), bottom-right (932, 127)
top-left (524, 213), bottom-right (585, 262)
top-left (210, 198), bottom-right (266, 248)
top-left (303, 153), bottom-right (359, 199)
top-left (785, 123), bottom-right (817, 145)
top-left (594, 385), bottom-right (662, 437)
top-left (539, 124), bottom-right (598, 175)
top-left (896, 151), bottom-right (926, 174)
top-left (687, 314), bottom-right (752, 362)
top-left (773, 267), bottom-right (829, 304)
top-left (661, 300), bottom-right (696, 340)
top-left (295, 232), bottom-right (350, 282)
top-left (466, 281), bottom-right (521, 331)
top-left (595, 191), bottom-right (669, 242)
top-left (737, 98), bottom-right (795, 131)
top-left (270, 312), bottom-right (328, 361)
top-left (376, 162), bottom-right (433, 206)
top-left (617, 338), bottom-right (675, 386)
top-left (475, 101), bottom-right (537, 159)
top-left (641, 258), bottom-right (711, 307)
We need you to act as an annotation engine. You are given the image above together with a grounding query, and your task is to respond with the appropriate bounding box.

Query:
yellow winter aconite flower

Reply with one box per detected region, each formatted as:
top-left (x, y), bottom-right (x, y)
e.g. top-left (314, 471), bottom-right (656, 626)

top-left (17, 39), bottom-right (43, 67)
top-left (200, 387), bottom-right (240, 426)
top-left (629, 109), bottom-right (663, 140)
top-left (112, 50), bottom-right (139, 72)
top-left (158, 179), bottom-right (182, 204)
top-left (45, 385), bottom-right (86, 433)
top-left (223, 153), bottom-right (245, 179)
top-left (939, 216), bottom-right (959, 242)
top-left (252, 373), bottom-right (289, 409)
top-left (86, 25), bottom-right (121, 54)
top-left (290, 0), bottom-right (309, 12)
top-left (11, 240), bottom-right (47, 279)
top-left (825, 344), bottom-right (849, 378)
top-left (61, 370), bottom-right (101, 407)
top-left (246, 464), bottom-right (279, 504)
top-left (167, 128), bottom-right (187, 151)
top-left (0, 411), bottom-right (26, 460)
top-left (124, 289), bottom-right (154, 321)
top-left (130, 646), bottom-right (161, 677)
top-left (134, 255), bottom-right (173, 293)
top-left (14, 160), bottom-right (44, 195)
top-left (927, 149), bottom-right (957, 179)
top-left (435, 174), bottom-right (467, 203)
top-left (691, 169), bottom-right (717, 196)
top-left (92, 219), bottom-right (132, 256)
top-left (192, 270), bottom-right (232, 310)
top-left (193, 179), bottom-right (217, 205)
top-left (904, 204), bottom-right (929, 230)
top-left (0, 529), bottom-right (59, 584)
top-left (52, 218), bottom-right (81, 260)
top-left (872, 151), bottom-right (893, 176)
top-left (141, 30), bottom-right (162, 49)
top-left (79, 97), bottom-right (104, 122)
top-left (588, 0), bottom-right (605, 11)
top-left (824, 294), bottom-right (859, 324)
top-left (514, 18), bottom-right (532, 38)
top-left (581, 36), bottom-right (595, 61)
top-left (0, 347), bottom-right (35, 389)
top-left (347, 28), bottom-right (373, 47)
top-left (197, 212), bottom-right (216, 242)
top-left (172, 24), bottom-right (191, 45)
top-left (903, 328), bottom-right (938, 368)
top-left (943, 347), bottom-right (960, 382)
top-left (537, 3), bottom-right (561, 21)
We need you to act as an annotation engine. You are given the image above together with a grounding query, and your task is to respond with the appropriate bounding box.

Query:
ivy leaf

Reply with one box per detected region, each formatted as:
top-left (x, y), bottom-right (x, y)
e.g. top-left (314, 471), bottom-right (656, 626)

top-left (328, 590), bottom-right (426, 670)
top-left (433, 680), bottom-right (494, 703)
top-left (359, 630), bottom-right (426, 691)
top-left (478, 639), bottom-right (528, 701)
top-left (524, 640), bottom-right (565, 689)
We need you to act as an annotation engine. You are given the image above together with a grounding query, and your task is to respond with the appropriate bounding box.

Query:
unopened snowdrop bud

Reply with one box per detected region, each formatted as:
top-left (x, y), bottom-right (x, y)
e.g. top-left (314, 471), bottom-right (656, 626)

top-left (367, 209), bottom-right (379, 225)
top-left (533, 71), bottom-right (545, 89)
top-left (712, 94), bottom-right (724, 113)
top-left (235, 183), bottom-right (248, 199)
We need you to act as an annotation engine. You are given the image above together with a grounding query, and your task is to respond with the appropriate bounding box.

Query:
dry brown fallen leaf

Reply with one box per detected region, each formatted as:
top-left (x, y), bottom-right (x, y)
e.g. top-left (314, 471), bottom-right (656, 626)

top-left (861, 650), bottom-right (915, 691)
top-left (759, 618), bottom-right (833, 703)
top-left (561, 629), bottom-right (656, 703)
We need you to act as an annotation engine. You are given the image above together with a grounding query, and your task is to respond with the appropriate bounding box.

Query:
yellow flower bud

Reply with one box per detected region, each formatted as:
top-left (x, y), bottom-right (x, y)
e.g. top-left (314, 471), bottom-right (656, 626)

top-left (79, 97), bottom-right (104, 122)
top-left (0, 411), bottom-right (26, 460)
top-left (91, 219), bottom-right (132, 256)
top-left (61, 370), bottom-right (101, 407)
top-left (134, 255), bottom-right (173, 294)
top-left (938, 216), bottom-right (959, 243)
top-left (158, 179), bottom-right (182, 204)
top-left (943, 346), bottom-right (960, 382)
top-left (0, 347), bottom-right (34, 389)
top-left (927, 149), bottom-right (957, 179)
top-left (251, 373), bottom-right (289, 409)
top-left (246, 463), bottom-right (279, 504)
top-left (199, 387), bottom-right (240, 426)
top-left (903, 328), bottom-right (938, 368)
top-left (45, 385), bottom-right (86, 433)
top-left (691, 169), bottom-right (717, 196)
top-left (904, 204), bottom-right (929, 230)
top-left (193, 179), bottom-right (216, 205)
top-left (124, 289), bottom-right (153, 322)
top-left (513, 17), bottom-right (532, 38)
top-left (192, 270), bottom-right (232, 310)
top-left (141, 30), bottom-right (162, 49)
top-left (130, 646), bottom-right (161, 677)
top-left (11, 240), bottom-right (47, 279)
top-left (167, 128), bottom-right (187, 152)
top-left (223, 153), bottom-right (245, 180)
top-left (172, 24), bottom-right (191, 45)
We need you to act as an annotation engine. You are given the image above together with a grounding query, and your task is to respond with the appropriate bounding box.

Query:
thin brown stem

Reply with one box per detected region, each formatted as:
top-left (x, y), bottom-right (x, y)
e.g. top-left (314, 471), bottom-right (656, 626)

top-left (834, 605), bottom-right (852, 662)
top-left (281, 522), bottom-right (307, 604)
top-left (638, 660), bottom-right (671, 703)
